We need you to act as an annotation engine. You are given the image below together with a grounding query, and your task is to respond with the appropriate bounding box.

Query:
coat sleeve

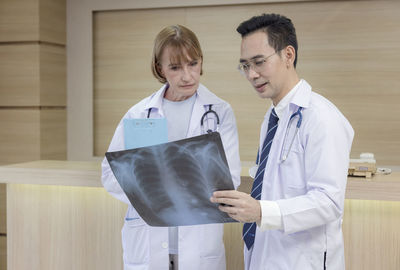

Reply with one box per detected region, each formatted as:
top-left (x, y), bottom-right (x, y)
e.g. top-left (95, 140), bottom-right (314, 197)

top-left (101, 116), bottom-right (131, 205)
top-left (217, 102), bottom-right (241, 190)
top-left (276, 106), bottom-right (354, 234)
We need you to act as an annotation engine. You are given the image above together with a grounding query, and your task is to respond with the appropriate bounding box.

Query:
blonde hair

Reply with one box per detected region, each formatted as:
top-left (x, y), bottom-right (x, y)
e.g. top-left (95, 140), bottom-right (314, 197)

top-left (151, 25), bottom-right (203, 83)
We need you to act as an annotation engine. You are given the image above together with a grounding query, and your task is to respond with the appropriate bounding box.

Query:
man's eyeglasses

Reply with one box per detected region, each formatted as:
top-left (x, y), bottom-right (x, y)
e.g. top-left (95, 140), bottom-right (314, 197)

top-left (237, 51), bottom-right (279, 76)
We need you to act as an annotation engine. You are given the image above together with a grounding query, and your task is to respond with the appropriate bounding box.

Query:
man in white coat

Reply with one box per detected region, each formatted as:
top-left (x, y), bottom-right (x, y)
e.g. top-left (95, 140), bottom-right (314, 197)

top-left (211, 13), bottom-right (354, 269)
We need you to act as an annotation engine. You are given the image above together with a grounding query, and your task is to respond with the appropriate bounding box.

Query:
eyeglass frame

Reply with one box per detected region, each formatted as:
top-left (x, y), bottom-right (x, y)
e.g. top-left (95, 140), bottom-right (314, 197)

top-left (237, 49), bottom-right (282, 76)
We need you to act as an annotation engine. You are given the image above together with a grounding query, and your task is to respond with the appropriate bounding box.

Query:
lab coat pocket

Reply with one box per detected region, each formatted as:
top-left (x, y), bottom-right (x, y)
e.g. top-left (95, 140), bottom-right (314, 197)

top-left (200, 224), bottom-right (224, 258)
top-left (121, 216), bottom-right (150, 265)
top-left (288, 229), bottom-right (325, 268)
top-left (200, 254), bottom-right (225, 270)
top-left (283, 230), bottom-right (314, 268)
top-left (278, 134), bottom-right (306, 193)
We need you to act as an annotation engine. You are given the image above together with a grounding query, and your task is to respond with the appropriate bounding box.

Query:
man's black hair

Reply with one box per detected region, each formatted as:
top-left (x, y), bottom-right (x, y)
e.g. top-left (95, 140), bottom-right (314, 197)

top-left (237, 13), bottom-right (298, 67)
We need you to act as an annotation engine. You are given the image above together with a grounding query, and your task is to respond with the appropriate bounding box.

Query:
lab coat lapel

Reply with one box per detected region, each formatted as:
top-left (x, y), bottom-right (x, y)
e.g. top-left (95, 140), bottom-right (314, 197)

top-left (261, 106), bottom-right (291, 193)
top-left (260, 81), bottom-right (312, 198)
top-left (144, 84), bottom-right (167, 118)
top-left (187, 96), bottom-right (205, 137)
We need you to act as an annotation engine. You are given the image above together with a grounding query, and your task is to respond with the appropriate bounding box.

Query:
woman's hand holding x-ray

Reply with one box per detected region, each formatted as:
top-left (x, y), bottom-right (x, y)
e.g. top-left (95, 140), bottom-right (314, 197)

top-left (210, 190), bottom-right (261, 223)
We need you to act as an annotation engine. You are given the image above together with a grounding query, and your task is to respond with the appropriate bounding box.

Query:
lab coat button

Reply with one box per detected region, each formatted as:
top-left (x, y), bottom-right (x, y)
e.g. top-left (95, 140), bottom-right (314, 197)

top-left (162, 242), bottom-right (168, 249)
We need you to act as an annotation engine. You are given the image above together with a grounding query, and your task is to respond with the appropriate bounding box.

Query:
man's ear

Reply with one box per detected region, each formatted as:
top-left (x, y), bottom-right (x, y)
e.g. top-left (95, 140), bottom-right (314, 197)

top-left (283, 45), bottom-right (296, 67)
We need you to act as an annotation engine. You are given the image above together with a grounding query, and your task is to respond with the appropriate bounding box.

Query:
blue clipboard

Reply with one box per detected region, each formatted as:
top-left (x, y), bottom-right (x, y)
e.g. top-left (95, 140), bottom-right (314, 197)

top-left (123, 118), bottom-right (168, 149)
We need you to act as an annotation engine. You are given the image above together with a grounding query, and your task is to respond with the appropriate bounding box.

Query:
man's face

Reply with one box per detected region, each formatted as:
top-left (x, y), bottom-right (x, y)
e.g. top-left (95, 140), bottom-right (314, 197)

top-left (240, 31), bottom-right (289, 105)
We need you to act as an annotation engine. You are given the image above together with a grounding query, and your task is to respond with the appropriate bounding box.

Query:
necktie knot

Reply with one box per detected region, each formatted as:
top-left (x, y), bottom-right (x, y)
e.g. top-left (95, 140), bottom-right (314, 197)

top-left (269, 108), bottom-right (279, 126)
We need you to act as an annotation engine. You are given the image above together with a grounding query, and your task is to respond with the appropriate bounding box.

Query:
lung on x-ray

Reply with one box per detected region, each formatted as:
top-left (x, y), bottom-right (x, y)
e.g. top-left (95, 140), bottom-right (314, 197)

top-left (105, 132), bottom-right (236, 227)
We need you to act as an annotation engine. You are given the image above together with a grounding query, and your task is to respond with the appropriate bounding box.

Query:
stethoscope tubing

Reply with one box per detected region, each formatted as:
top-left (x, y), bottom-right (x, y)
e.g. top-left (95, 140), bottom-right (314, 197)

top-left (281, 107), bottom-right (303, 162)
top-left (251, 107), bottom-right (303, 177)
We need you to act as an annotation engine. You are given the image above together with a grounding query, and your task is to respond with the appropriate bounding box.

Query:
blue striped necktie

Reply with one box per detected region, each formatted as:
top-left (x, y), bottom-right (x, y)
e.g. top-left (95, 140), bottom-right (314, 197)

top-left (243, 108), bottom-right (279, 250)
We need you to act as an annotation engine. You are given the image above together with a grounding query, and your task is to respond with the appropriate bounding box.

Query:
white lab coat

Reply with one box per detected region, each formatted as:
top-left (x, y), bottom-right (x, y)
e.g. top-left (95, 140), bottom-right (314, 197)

top-left (102, 83), bottom-right (241, 270)
top-left (245, 80), bottom-right (354, 270)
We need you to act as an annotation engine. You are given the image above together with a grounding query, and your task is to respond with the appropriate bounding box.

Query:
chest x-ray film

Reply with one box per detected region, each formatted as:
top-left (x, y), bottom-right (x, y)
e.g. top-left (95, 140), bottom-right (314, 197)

top-left (105, 132), bottom-right (236, 227)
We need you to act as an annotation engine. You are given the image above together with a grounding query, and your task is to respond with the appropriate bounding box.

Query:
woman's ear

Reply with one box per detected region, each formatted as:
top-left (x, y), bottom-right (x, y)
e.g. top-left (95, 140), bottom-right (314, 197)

top-left (157, 63), bottom-right (163, 75)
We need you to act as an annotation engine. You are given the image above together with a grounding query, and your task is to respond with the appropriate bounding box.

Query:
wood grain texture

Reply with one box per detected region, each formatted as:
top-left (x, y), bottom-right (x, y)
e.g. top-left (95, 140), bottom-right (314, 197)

top-left (0, 235), bottom-right (6, 270)
top-left (40, 45), bottom-right (66, 106)
top-left (2, 161), bottom-right (399, 200)
top-left (39, 0), bottom-right (66, 45)
top-left (0, 110), bottom-right (41, 165)
top-left (0, 0), bottom-right (39, 42)
top-left (40, 109), bottom-right (67, 160)
top-left (2, 161), bottom-right (400, 270)
top-left (0, 109), bottom-right (66, 165)
top-left (0, 44), bottom-right (40, 106)
top-left (0, 44), bottom-right (66, 106)
top-left (343, 199), bottom-right (400, 270)
top-left (0, 184), bottom-right (5, 234)
top-left (7, 184), bottom-right (126, 270)
top-left (0, 161), bottom-right (102, 187)
top-left (92, 1), bottom-right (400, 165)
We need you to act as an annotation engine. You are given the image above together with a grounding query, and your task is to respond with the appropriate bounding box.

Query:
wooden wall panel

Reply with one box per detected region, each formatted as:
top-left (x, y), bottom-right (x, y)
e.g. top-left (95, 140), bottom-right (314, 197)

top-left (40, 109), bottom-right (67, 160)
top-left (0, 0), bottom-right (67, 268)
top-left (0, 235), bottom-right (6, 270)
top-left (93, 0), bottom-right (400, 165)
top-left (294, 1), bottom-right (400, 166)
top-left (0, 184), bottom-right (5, 234)
top-left (0, 0), bottom-right (39, 42)
top-left (40, 45), bottom-right (66, 106)
top-left (0, 110), bottom-right (40, 165)
top-left (0, 184), bottom-right (5, 270)
top-left (7, 184), bottom-right (126, 270)
top-left (0, 44), bottom-right (40, 106)
top-left (39, 0), bottom-right (66, 45)
top-left (343, 199), bottom-right (400, 270)
top-left (0, 108), bottom-right (67, 164)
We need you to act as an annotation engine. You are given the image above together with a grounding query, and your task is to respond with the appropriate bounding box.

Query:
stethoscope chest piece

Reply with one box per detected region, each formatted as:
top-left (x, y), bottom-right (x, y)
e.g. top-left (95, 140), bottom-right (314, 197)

top-left (201, 105), bottom-right (220, 134)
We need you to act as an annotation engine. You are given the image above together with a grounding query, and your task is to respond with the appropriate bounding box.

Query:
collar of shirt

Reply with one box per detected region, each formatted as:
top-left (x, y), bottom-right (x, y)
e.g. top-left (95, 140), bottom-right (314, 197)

top-left (273, 79), bottom-right (303, 120)
top-left (144, 83), bottom-right (222, 116)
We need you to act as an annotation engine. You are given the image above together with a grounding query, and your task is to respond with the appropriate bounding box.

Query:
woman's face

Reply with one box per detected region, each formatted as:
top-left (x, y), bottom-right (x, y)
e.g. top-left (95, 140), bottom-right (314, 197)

top-left (159, 46), bottom-right (202, 101)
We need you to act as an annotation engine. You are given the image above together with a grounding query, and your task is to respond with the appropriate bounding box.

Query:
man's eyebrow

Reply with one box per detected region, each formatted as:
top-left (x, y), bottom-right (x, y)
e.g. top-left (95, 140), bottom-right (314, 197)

top-left (239, 55), bottom-right (265, 63)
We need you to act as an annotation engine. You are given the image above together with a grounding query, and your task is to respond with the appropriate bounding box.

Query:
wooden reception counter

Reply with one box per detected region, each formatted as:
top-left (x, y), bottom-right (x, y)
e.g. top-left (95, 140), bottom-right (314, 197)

top-left (0, 160), bottom-right (399, 270)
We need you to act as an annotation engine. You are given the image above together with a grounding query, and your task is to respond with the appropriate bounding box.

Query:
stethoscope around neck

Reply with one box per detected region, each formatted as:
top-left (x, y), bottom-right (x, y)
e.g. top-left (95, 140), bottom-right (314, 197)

top-left (146, 104), bottom-right (220, 134)
top-left (249, 106), bottom-right (303, 178)
top-left (281, 106), bottom-right (303, 162)
top-left (200, 105), bottom-right (220, 133)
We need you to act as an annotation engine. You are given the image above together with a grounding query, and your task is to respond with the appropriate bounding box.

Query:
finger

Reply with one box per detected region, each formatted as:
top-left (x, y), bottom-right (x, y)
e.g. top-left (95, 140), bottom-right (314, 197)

top-left (211, 197), bottom-right (238, 207)
top-left (218, 205), bottom-right (237, 214)
top-left (227, 213), bottom-right (241, 222)
top-left (212, 190), bottom-right (241, 199)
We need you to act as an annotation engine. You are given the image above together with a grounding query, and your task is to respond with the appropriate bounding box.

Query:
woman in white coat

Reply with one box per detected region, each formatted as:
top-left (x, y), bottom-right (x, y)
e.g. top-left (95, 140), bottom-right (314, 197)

top-left (101, 25), bottom-right (241, 270)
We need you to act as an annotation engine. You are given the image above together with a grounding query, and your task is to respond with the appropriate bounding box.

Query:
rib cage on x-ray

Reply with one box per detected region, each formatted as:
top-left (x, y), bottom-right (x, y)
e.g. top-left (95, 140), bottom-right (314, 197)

top-left (106, 132), bottom-right (236, 226)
